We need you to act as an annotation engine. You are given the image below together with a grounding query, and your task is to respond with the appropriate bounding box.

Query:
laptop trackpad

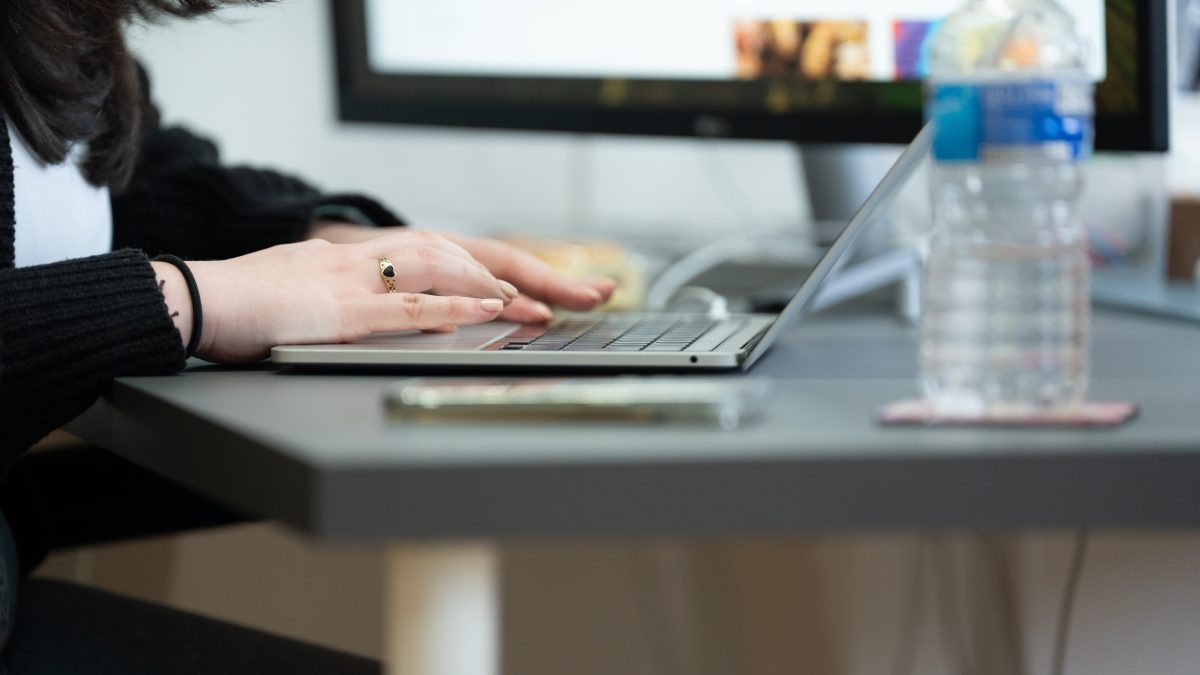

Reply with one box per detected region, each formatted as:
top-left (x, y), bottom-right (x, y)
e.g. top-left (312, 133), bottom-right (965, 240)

top-left (350, 322), bottom-right (520, 351)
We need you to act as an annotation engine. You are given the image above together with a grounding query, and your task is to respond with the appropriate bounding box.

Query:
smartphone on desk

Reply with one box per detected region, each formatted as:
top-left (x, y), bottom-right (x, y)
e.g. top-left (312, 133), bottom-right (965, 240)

top-left (384, 377), bottom-right (771, 429)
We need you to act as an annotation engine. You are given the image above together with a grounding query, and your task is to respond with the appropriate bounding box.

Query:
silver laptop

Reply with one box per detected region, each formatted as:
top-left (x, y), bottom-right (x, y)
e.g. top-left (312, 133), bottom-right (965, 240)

top-left (272, 127), bottom-right (927, 371)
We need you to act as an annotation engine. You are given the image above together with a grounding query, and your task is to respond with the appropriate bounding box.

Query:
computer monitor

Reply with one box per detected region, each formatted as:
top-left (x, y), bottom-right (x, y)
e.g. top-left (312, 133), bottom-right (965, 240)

top-left (331, 0), bottom-right (1169, 153)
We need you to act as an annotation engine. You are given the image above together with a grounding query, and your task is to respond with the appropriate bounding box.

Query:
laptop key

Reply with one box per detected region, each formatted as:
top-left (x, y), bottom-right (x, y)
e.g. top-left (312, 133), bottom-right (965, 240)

top-left (562, 343), bottom-right (608, 351)
top-left (507, 315), bottom-right (727, 353)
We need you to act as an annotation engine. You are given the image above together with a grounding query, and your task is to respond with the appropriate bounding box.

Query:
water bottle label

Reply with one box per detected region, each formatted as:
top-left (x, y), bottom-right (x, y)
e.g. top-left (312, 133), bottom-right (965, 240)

top-left (931, 79), bottom-right (1093, 163)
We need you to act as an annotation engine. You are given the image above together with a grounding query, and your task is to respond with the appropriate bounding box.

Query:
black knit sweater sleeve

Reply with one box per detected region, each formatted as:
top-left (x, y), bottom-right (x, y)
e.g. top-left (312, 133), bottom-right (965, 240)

top-left (0, 99), bottom-right (187, 466)
top-left (2, 110), bottom-right (184, 464)
top-left (0, 252), bottom-right (187, 462)
top-left (111, 66), bottom-right (404, 260)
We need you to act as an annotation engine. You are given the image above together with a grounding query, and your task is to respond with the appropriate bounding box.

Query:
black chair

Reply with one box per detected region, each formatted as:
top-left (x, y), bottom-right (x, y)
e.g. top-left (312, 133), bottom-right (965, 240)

top-left (5, 579), bottom-right (380, 674)
top-left (1, 445), bottom-right (379, 674)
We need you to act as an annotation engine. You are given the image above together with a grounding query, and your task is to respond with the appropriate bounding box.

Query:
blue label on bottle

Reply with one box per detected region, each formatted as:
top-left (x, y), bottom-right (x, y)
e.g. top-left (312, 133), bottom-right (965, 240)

top-left (930, 79), bottom-right (1093, 163)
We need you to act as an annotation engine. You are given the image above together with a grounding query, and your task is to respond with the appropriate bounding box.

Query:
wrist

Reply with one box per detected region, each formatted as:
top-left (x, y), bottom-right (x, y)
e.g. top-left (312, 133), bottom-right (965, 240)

top-left (184, 260), bottom-right (219, 358)
top-left (151, 261), bottom-right (193, 352)
top-left (152, 256), bottom-right (205, 358)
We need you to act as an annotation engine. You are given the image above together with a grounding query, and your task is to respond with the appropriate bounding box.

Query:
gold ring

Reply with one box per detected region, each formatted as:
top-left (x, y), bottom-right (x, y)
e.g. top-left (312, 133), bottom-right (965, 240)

top-left (378, 257), bottom-right (398, 293)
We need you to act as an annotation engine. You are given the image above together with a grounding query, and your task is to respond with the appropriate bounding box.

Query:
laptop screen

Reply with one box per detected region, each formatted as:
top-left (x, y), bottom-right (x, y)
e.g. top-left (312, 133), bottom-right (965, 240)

top-left (742, 123), bottom-right (931, 369)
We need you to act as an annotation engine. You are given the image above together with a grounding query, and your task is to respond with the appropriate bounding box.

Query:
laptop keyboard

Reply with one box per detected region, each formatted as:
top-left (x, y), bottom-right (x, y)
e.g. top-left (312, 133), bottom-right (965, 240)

top-left (494, 315), bottom-right (740, 353)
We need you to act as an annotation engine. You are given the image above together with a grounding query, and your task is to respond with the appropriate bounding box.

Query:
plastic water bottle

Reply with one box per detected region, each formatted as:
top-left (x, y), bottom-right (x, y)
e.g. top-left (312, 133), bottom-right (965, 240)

top-left (920, 0), bottom-right (1093, 414)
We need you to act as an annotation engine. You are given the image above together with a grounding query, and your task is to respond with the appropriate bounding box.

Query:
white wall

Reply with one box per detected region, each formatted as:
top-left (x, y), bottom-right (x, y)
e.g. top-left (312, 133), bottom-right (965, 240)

top-left (126, 0), bottom-right (808, 241)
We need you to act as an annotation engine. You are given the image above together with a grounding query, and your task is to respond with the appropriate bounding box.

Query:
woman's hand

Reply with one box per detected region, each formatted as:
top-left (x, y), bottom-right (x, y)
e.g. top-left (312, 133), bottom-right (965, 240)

top-left (178, 232), bottom-right (517, 363)
top-left (309, 223), bottom-right (616, 323)
top-left (440, 233), bottom-right (616, 323)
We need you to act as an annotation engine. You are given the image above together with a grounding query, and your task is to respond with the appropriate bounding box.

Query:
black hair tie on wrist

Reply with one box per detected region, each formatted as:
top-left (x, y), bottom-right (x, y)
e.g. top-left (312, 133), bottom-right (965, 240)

top-left (153, 255), bottom-right (203, 359)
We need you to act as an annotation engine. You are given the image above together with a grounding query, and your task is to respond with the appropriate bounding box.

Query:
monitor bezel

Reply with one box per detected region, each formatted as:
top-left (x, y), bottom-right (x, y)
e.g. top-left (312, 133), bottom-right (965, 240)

top-left (331, 0), bottom-right (1169, 152)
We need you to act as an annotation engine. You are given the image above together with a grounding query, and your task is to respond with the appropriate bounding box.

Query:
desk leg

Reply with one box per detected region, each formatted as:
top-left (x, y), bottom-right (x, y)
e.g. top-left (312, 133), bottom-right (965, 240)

top-left (384, 542), bottom-right (499, 675)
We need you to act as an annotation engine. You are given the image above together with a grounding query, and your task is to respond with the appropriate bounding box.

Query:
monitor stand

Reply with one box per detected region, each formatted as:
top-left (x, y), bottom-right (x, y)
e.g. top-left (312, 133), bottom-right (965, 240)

top-left (800, 143), bottom-right (900, 243)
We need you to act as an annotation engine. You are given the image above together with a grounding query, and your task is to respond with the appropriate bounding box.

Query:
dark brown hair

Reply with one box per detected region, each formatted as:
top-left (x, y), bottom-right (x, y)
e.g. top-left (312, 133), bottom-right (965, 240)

top-left (0, 1), bottom-right (253, 190)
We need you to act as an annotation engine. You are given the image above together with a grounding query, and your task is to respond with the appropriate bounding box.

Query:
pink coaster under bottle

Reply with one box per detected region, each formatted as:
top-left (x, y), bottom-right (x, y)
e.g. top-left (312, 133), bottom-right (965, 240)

top-left (878, 400), bottom-right (1140, 428)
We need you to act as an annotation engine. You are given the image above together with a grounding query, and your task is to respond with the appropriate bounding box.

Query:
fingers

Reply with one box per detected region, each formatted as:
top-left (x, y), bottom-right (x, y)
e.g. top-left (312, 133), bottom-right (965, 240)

top-left (443, 234), bottom-right (617, 310)
top-left (499, 296), bottom-right (555, 324)
top-left (383, 247), bottom-right (518, 303)
top-left (362, 294), bottom-right (505, 332)
top-left (516, 265), bottom-right (616, 311)
top-left (578, 277), bottom-right (618, 303)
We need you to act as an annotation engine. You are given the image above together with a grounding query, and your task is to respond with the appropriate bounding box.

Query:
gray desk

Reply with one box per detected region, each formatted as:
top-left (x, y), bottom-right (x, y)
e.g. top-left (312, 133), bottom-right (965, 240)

top-left (66, 310), bottom-right (1200, 675)
top-left (70, 310), bottom-right (1200, 539)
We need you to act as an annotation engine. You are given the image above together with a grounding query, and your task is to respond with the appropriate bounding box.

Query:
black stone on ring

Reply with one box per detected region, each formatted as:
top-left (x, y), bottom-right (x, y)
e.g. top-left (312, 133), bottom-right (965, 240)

top-left (378, 257), bottom-right (399, 293)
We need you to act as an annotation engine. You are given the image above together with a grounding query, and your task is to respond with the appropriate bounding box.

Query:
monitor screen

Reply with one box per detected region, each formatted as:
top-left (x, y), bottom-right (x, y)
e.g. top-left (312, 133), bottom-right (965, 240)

top-left (332, 0), bottom-right (1167, 151)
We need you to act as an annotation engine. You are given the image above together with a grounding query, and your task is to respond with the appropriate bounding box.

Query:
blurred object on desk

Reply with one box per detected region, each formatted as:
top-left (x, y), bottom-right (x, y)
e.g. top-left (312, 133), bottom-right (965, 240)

top-left (1091, 273), bottom-right (1200, 323)
top-left (501, 236), bottom-right (647, 310)
top-left (386, 377), bottom-right (772, 430)
top-left (1168, 197), bottom-right (1200, 281)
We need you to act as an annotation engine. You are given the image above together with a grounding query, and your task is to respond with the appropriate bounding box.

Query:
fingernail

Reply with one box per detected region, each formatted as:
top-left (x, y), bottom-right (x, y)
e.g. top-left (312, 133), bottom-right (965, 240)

top-left (499, 280), bottom-right (519, 299)
top-left (534, 302), bottom-right (554, 320)
top-left (481, 299), bottom-right (504, 312)
top-left (584, 287), bottom-right (603, 303)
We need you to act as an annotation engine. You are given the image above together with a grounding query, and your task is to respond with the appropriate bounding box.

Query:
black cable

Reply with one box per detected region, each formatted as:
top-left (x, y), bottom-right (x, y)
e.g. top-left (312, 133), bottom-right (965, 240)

top-left (152, 254), bottom-right (203, 358)
top-left (1050, 529), bottom-right (1090, 675)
